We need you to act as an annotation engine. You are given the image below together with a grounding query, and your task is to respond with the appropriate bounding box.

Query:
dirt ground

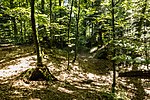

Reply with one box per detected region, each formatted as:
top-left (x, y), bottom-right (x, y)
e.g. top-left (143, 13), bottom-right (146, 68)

top-left (0, 44), bottom-right (149, 100)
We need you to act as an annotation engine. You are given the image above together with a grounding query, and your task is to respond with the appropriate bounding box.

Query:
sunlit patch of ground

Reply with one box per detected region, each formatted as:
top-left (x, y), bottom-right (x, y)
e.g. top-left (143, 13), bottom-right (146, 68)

top-left (0, 45), bottom-right (116, 99)
top-left (0, 55), bottom-right (36, 79)
top-left (49, 61), bottom-right (113, 92)
top-left (0, 45), bottom-right (149, 99)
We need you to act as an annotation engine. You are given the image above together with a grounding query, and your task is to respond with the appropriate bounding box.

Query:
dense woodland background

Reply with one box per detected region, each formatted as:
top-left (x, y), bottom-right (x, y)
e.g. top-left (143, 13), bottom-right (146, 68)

top-left (0, 0), bottom-right (150, 100)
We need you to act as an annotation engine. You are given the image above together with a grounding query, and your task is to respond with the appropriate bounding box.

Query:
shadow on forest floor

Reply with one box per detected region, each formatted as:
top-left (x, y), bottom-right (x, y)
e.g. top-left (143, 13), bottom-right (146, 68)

top-left (0, 45), bottom-right (149, 100)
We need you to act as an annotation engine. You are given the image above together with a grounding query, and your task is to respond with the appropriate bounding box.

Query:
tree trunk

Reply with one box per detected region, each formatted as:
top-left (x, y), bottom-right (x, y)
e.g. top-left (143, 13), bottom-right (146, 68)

top-left (73, 0), bottom-right (80, 63)
top-left (12, 17), bottom-right (18, 42)
top-left (19, 2), bottom-right (24, 43)
top-left (23, 20), bottom-right (26, 43)
top-left (40, 0), bottom-right (47, 46)
top-left (83, 0), bottom-right (87, 36)
top-left (10, 0), bottom-right (18, 43)
top-left (111, 0), bottom-right (116, 93)
top-left (59, 0), bottom-right (63, 48)
top-left (67, 0), bottom-right (74, 68)
top-left (49, 0), bottom-right (52, 48)
top-left (98, 23), bottom-right (103, 46)
top-left (31, 0), bottom-right (42, 66)
top-left (29, 0), bottom-right (57, 81)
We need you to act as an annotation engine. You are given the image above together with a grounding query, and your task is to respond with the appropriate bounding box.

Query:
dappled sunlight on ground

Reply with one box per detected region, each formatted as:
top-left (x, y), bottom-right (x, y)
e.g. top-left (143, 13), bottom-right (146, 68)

top-left (0, 45), bottom-right (150, 99)
top-left (0, 55), bottom-right (36, 79)
top-left (0, 50), bottom-right (115, 99)
top-left (12, 80), bottom-right (30, 88)
top-left (46, 59), bottom-right (113, 93)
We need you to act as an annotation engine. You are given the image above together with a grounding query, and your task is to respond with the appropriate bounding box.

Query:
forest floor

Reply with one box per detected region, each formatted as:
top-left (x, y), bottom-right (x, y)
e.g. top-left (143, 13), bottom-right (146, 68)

top-left (0, 44), bottom-right (150, 100)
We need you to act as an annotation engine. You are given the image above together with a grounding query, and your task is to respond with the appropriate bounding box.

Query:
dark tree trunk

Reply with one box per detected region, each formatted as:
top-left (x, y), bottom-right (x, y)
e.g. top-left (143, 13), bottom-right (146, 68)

top-left (12, 17), bottom-right (18, 41)
top-left (73, 0), bottom-right (80, 63)
top-left (49, 0), bottom-right (52, 48)
top-left (23, 20), bottom-right (26, 43)
top-left (111, 0), bottom-right (116, 93)
top-left (59, 0), bottom-right (63, 48)
top-left (20, 20), bottom-right (23, 43)
top-left (31, 0), bottom-right (42, 66)
top-left (29, 0), bottom-right (57, 82)
top-left (98, 23), bottom-right (103, 46)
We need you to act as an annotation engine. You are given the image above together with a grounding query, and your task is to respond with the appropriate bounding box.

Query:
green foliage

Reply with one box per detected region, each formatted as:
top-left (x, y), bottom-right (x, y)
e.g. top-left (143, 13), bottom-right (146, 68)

top-left (53, 6), bottom-right (68, 15)
top-left (36, 14), bottom-right (49, 26)
top-left (0, 0), bottom-right (149, 99)
top-left (0, 0), bottom-right (149, 69)
top-left (5, 7), bottom-right (30, 20)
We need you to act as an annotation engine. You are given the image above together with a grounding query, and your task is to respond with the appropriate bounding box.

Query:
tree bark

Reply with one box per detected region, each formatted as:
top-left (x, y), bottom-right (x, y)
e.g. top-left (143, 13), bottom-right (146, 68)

top-left (67, 0), bottom-right (74, 68)
top-left (31, 0), bottom-right (43, 66)
top-left (12, 17), bottom-right (18, 41)
top-left (73, 0), bottom-right (80, 63)
top-left (111, 0), bottom-right (116, 94)
top-left (10, 0), bottom-right (18, 42)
